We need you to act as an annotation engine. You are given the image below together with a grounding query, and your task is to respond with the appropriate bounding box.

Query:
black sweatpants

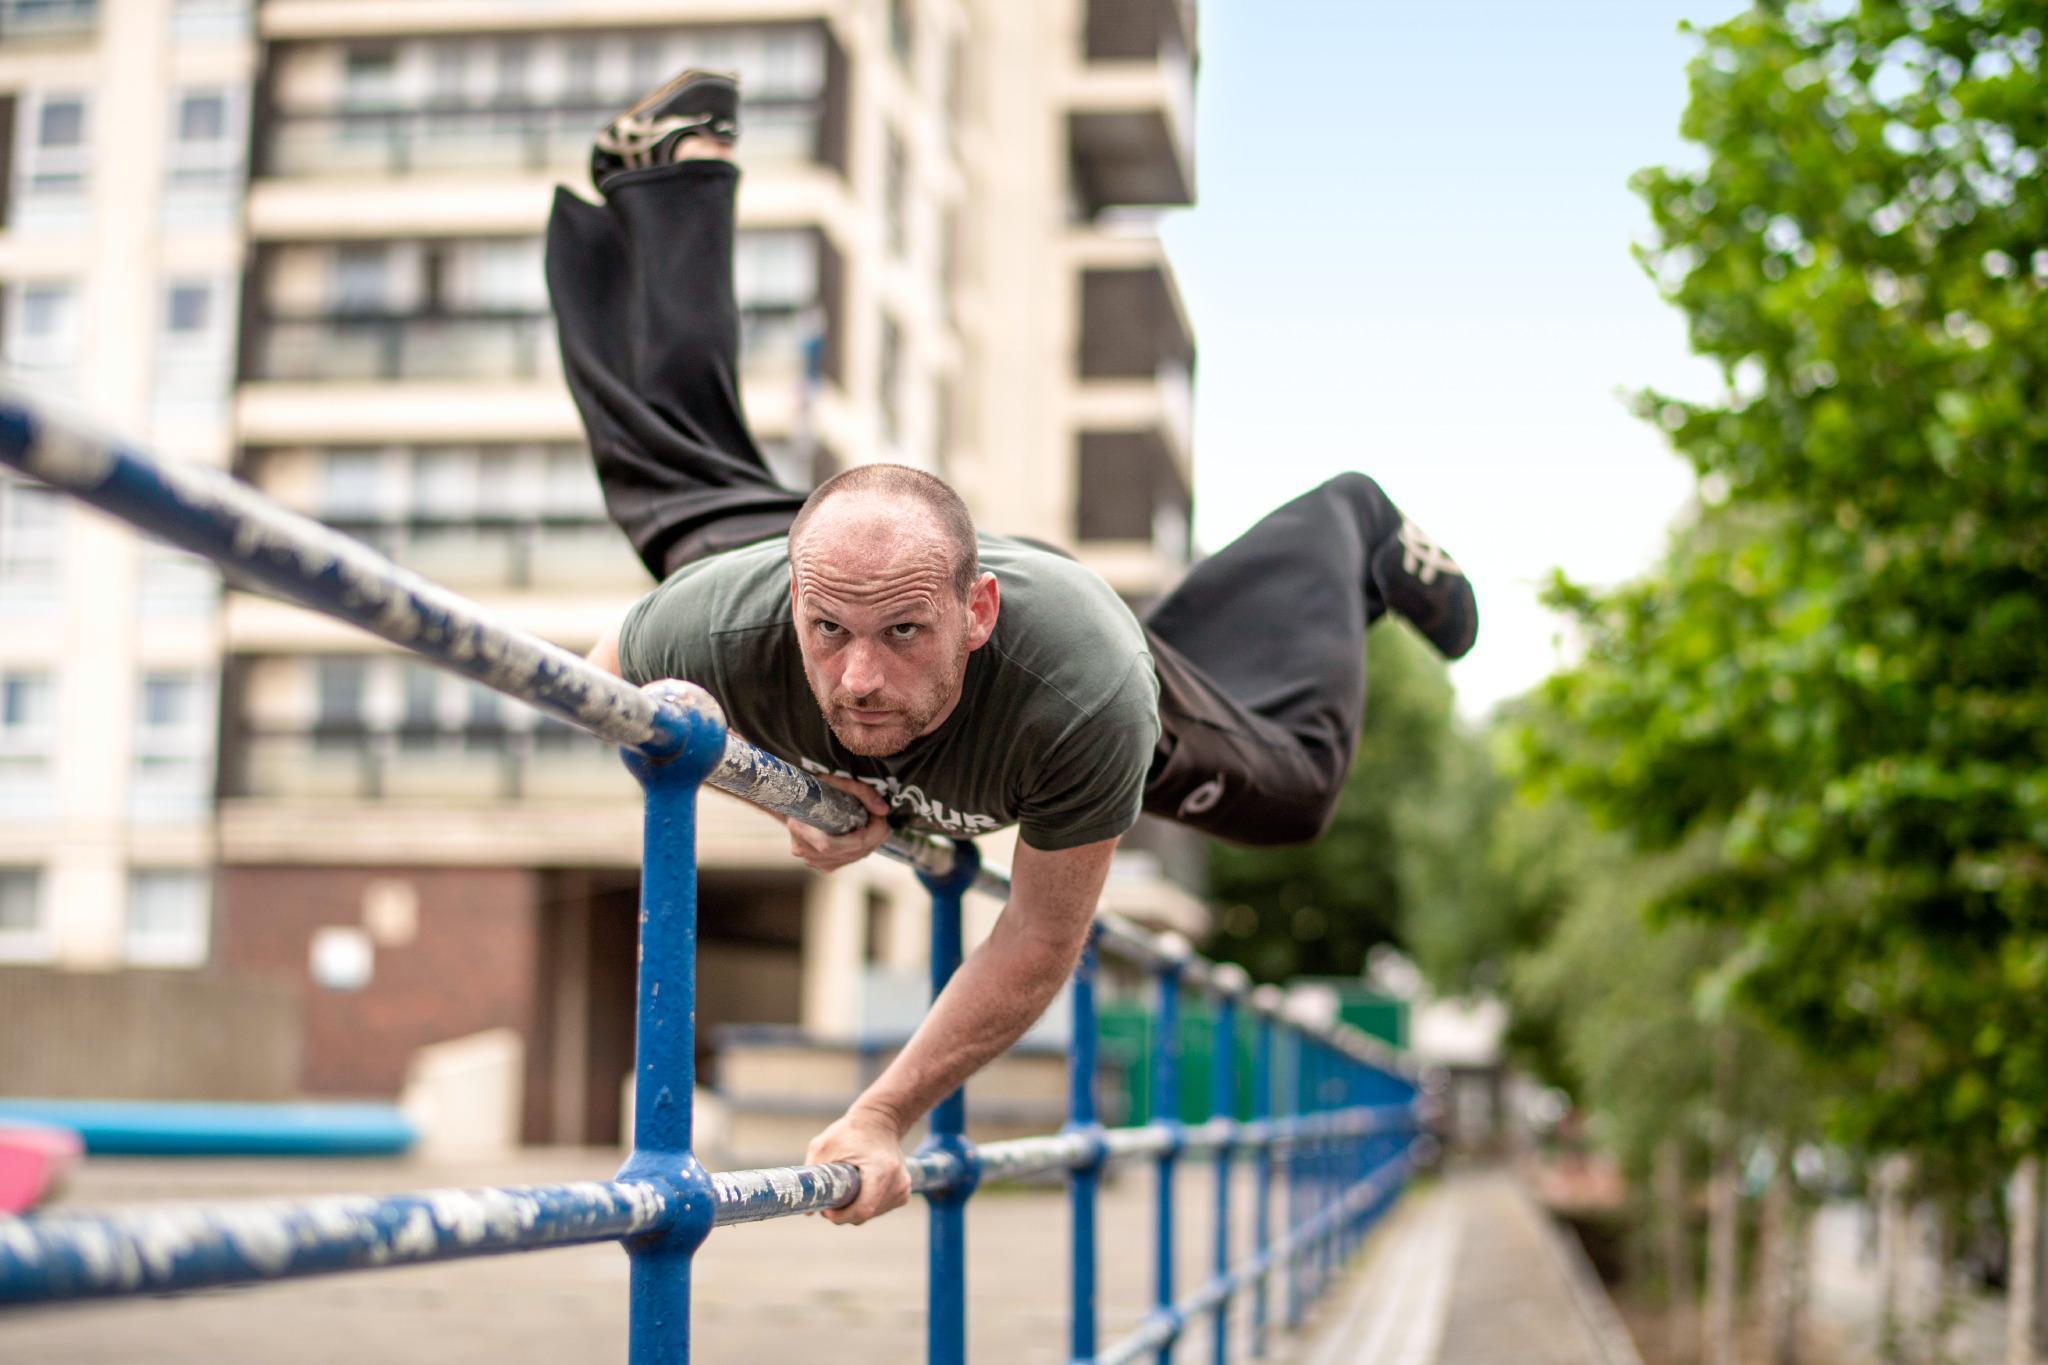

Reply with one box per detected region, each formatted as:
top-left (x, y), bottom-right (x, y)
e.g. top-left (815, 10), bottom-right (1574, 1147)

top-left (546, 162), bottom-right (1476, 848)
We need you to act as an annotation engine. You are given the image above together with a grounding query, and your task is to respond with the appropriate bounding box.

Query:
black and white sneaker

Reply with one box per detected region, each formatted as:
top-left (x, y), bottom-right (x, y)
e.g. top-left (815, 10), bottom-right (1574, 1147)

top-left (1370, 513), bottom-right (1478, 660)
top-left (590, 69), bottom-right (740, 187)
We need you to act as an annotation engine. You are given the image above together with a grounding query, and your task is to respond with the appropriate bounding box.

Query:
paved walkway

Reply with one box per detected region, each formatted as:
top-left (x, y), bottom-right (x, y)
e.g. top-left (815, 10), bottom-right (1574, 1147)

top-left (0, 1156), bottom-right (1634, 1363)
top-left (1287, 1169), bottom-right (1642, 1365)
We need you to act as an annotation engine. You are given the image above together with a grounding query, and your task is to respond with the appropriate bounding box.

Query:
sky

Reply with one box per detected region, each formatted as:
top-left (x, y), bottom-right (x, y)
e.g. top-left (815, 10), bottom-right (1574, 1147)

top-left (1160, 0), bottom-right (1749, 717)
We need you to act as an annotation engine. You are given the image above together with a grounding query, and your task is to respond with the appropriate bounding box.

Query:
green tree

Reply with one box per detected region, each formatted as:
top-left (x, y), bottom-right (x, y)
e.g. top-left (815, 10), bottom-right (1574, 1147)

top-left (1532, 0), bottom-right (2048, 1183)
top-left (1204, 622), bottom-right (1459, 982)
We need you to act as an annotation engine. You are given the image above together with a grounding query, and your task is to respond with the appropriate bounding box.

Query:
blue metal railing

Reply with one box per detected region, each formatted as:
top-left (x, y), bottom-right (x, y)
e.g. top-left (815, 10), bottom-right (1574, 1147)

top-left (0, 393), bottom-right (1423, 1362)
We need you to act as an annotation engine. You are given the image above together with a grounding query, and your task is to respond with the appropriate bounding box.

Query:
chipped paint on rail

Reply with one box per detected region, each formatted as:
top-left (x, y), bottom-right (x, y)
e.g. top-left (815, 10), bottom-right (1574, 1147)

top-left (0, 1181), bottom-right (673, 1307)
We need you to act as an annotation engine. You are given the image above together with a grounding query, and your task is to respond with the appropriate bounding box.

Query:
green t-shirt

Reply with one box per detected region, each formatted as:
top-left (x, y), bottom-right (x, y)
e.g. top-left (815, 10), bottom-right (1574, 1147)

top-left (616, 534), bottom-right (1160, 851)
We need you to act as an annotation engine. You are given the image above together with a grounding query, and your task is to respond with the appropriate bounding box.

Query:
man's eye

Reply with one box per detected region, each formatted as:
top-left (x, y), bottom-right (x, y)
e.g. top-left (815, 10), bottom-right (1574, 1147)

top-left (888, 624), bottom-right (921, 640)
top-left (815, 621), bottom-right (845, 638)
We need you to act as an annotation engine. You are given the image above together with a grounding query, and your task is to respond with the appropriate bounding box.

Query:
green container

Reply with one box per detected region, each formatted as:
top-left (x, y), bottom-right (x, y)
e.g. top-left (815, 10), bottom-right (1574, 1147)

top-left (1098, 984), bottom-right (1408, 1125)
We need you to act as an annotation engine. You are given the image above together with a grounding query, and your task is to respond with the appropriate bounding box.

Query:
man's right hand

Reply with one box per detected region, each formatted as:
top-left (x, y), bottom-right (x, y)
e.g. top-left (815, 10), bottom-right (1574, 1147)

top-left (787, 771), bottom-right (892, 872)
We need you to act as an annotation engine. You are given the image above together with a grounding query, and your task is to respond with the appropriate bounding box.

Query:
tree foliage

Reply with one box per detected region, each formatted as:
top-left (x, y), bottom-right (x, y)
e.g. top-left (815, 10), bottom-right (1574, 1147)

top-left (1527, 0), bottom-right (2048, 1183)
top-left (1204, 623), bottom-right (1461, 982)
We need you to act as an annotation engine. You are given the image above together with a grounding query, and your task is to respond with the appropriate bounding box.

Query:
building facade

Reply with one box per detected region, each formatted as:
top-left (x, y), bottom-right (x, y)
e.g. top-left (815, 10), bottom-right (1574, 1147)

top-left (5, 0), bottom-right (1199, 1146)
top-left (0, 0), bottom-right (252, 977)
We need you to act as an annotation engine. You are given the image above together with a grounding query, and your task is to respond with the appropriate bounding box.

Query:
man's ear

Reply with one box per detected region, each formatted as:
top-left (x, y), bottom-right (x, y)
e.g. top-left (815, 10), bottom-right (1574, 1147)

top-left (965, 572), bottom-right (999, 650)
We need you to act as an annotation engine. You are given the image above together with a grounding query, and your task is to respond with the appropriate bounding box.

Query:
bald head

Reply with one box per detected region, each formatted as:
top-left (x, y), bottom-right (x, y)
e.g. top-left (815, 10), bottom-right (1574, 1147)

top-left (784, 466), bottom-right (998, 757)
top-left (788, 464), bottom-right (979, 600)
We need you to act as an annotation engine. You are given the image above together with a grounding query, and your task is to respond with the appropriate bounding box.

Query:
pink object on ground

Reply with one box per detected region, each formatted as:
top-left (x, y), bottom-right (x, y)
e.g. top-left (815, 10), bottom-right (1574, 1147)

top-left (0, 1123), bottom-right (83, 1213)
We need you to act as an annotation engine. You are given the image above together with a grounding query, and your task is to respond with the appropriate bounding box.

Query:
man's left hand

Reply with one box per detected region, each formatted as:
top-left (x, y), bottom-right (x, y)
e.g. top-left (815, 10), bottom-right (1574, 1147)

top-left (788, 772), bottom-right (893, 872)
top-left (804, 1104), bottom-right (911, 1226)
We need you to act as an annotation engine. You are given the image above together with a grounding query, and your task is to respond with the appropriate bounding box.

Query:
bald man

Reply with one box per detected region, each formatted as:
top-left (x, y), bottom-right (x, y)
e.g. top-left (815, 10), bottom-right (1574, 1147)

top-left (555, 71), bottom-right (1476, 1225)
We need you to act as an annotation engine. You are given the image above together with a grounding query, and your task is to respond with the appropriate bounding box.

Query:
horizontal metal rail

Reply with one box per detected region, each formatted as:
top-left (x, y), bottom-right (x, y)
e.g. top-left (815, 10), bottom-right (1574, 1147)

top-left (0, 1109), bottom-right (1413, 1308)
top-left (0, 393), bottom-right (1423, 1361)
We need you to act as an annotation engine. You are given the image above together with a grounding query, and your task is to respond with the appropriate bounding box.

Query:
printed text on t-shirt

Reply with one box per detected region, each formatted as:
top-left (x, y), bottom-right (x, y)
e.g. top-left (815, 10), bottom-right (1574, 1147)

top-left (799, 757), bottom-right (1002, 835)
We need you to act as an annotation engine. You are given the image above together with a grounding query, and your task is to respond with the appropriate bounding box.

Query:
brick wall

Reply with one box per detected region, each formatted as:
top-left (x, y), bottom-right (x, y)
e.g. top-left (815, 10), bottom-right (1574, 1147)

top-left (219, 867), bottom-right (544, 1109)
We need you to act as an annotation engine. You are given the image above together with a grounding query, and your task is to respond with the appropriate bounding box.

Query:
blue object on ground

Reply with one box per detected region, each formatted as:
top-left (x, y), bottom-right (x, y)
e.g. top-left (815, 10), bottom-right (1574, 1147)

top-left (0, 1101), bottom-right (416, 1157)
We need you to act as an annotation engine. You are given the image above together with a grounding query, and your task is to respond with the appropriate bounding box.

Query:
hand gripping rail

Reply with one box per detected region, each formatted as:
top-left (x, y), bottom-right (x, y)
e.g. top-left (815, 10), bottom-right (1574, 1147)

top-left (0, 394), bottom-right (1426, 1363)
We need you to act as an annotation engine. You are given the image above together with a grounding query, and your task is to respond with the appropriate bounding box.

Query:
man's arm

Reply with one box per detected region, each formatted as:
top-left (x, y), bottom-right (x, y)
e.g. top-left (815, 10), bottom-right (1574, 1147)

top-left (803, 835), bottom-right (1116, 1225)
top-left (587, 621), bottom-right (623, 678)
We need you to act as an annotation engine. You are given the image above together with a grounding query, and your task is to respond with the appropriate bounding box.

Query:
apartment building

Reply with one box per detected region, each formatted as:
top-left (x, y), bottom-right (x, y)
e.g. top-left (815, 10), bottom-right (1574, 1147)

top-left (4, 0), bottom-right (1199, 1143)
top-left (0, 0), bottom-right (252, 979)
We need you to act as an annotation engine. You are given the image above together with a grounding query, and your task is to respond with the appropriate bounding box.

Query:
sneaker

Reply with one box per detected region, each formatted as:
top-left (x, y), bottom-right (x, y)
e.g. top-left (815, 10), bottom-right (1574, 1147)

top-left (1370, 514), bottom-right (1478, 660)
top-left (590, 69), bottom-right (740, 187)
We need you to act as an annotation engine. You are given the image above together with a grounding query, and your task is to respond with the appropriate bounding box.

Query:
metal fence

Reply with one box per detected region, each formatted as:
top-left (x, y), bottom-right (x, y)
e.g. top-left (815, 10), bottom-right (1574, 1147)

top-left (0, 393), bottom-right (1423, 1363)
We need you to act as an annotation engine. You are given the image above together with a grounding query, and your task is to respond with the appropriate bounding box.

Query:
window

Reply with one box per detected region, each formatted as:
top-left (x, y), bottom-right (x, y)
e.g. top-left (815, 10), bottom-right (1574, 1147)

top-left (885, 129), bottom-right (909, 257)
top-left (137, 541), bottom-right (218, 612)
top-left (165, 281), bottom-right (211, 335)
top-left (429, 45), bottom-right (469, 107)
top-left (545, 447), bottom-right (600, 512)
top-left (333, 245), bottom-right (388, 313)
top-left (878, 315), bottom-right (902, 446)
top-left (177, 91), bottom-right (225, 142)
top-left (2, 280), bottom-right (81, 388)
top-left (314, 658), bottom-right (367, 748)
top-left (758, 29), bottom-right (810, 97)
top-left (464, 684), bottom-right (501, 751)
top-left (493, 41), bottom-right (532, 105)
top-left (39, 98), bottom-right (82, 148)
top-left (0, 479), bottom-right (62, 589)
top-left (1, 673), bottom-right (52, 734)
top-left (399, 662), bottom-right (438, 750)
top-left (0, 673), bottom-right (54, 815)
top-left (342, 46), bottom-right (399, 108)
top-left (414, 448), bottom-right (475, 515)
top-left (13, 92), bottom-right (90, 208)
top-left (319, 449), bottom-right (387, 518)
top-left (628, 41), bottom-right (664, 96)
top-left (945, 33), bottom-right (967, 126)
top-left (132, 670), bottom-right (213, 819)
top-left (562, 41), bottom-right (600, 102)
top-left (890, 0), bottom-right (916, 68)
top-left (126, 870), bottom-right (211, 968)
top-left (934, 377), bottom-right (955, 471)
top-left (0, 869), bottom-right (46, 963)
top-left (19, 282), bottom-right (76, 344)
top-left (171, 0), bottom-right (250, 42)
top-left (735, 230), bottom-right (818, 306)
top-left (451, 237), bottom-right (545, 311)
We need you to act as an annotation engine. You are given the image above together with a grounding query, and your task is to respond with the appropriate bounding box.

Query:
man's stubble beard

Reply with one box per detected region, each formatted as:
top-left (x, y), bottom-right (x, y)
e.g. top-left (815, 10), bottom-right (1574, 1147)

top-left (809, 635), bottom-right (972, 758)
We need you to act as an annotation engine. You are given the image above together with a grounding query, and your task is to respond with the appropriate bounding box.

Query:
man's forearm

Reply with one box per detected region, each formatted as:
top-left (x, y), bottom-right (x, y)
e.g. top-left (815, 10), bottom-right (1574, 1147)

top-left (849, 912), bottom-right (1077, 1136)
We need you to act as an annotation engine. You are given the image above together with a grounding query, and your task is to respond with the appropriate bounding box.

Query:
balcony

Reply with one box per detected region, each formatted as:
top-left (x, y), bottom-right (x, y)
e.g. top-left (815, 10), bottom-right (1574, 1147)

top-left (321, 513), bottom-right (643, 593)
top-left (262, 96), bottom-right (826, 180)
top-left (231, 721), bottom-right (626, 804)
top-left (0, 0), bottom-right (96, 43)
top-left (1068, 0), bottom-right (1195, 212)
top-left (248, 304), bottom-right (809, 385)
top-left (1078, 262), bottom-right (1193, 382)
top-left (253, 312), bottom-right (557, 384)
top-left (1085, 0), bottom-right (1194, 62)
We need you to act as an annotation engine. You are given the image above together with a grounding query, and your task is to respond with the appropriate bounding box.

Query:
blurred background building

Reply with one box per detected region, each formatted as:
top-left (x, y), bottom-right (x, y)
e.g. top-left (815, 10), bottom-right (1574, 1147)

top-left (1, 0), bottom-right (1200, 1149)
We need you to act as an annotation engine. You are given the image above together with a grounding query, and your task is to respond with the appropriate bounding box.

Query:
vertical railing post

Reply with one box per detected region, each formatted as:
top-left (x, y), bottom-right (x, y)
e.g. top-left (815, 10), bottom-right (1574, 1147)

top-left (1067, 925), bottom-right (1105, 1365)
top-left (1302, 1039), bottom-right (1318, 1309)
top-left (1312, 1041), bottom-right (1332, 1306)
top-left (1152, 946), bottom-right (1187, 1364)
top-left (1280, 1024), bottom-right (1303, 1331)
top-left (616, 682), bottom-right (729, 1365)
top-left (915, 841), bottom-right (984, 1365)
top-left (1209, 969), bottom-right (1246, 1365)
top-left (1248, 988), bottom-right (1279, 1359)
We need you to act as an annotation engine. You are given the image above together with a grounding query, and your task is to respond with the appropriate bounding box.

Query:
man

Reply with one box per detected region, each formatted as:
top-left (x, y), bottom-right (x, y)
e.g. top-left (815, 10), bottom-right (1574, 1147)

top-left (556, 72), bottom-right (1477, 1226)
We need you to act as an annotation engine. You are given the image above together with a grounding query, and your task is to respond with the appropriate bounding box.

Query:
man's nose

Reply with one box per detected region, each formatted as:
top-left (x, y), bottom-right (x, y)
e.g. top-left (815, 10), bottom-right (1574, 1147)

top-left (841, 640), bottom-right (886, 697)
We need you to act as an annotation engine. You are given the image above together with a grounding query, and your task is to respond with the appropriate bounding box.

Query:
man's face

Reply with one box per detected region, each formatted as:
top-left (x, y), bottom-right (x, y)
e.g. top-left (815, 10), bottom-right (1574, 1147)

top-left (789, 497), bottom-right (997, 757)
